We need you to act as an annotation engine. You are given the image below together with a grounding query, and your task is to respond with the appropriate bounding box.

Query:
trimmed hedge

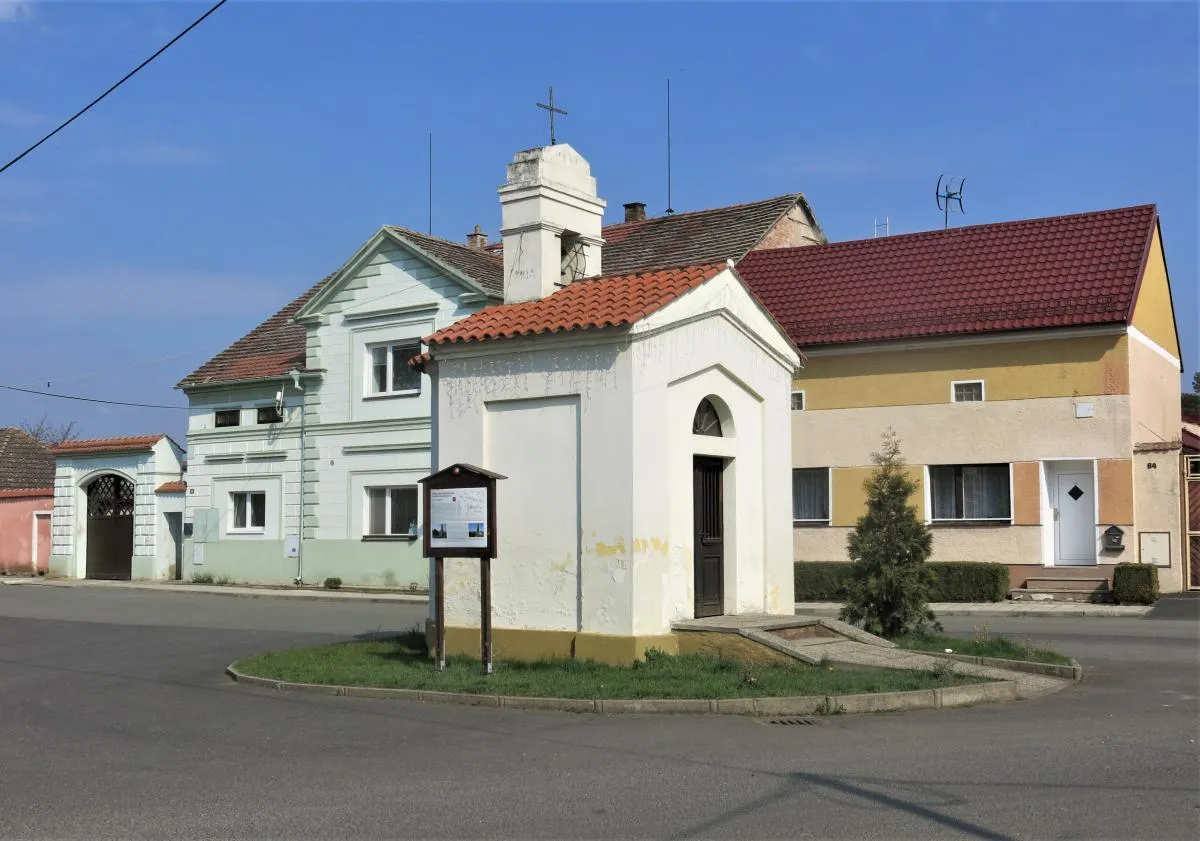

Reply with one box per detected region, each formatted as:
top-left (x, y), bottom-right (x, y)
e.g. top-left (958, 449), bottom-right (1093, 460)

top-left (1112, 563), bottom-right (1158, 605)
top-left (794, 561), bottom-right (1010, 603)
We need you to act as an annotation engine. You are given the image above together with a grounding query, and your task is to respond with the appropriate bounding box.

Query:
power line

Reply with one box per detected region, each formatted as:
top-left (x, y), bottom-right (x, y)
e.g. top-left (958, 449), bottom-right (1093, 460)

top-left (0, 383), bottom-right (187, 410)
top-left (0, 0), bottom-right (229, 176)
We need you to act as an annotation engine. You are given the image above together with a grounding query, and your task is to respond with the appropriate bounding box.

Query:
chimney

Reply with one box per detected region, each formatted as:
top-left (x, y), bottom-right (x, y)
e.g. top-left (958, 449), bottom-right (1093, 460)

top-left (623, 202), bottom-right (646, 223)
top-left (466, 224), bottom-right (487, 250)
top-left (498, 144), bottom-right (606, 304)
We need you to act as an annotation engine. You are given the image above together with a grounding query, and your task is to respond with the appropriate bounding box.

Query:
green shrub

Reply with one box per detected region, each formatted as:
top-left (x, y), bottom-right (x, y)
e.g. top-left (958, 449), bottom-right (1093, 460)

top-left (324, 577), bottom-right (343, 590)
top-left (1112, 563), bottom-right (1158, 605)
top-left (926, 562), bottom-right (1009, 602)
top-left (839, 431), bottom-right (940, 637)
top-left (795, 561), bottom-right (1010, 602)
top-left (215, 575), bottom-right (234, 586)
top-left (794, 563), bottom-right (854, 601)
top-left (191, 572), bottom-right (215, 584)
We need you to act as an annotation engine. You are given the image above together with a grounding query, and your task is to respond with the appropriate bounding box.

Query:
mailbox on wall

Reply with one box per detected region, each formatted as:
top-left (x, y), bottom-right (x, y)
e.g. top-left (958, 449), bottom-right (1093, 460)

top-left (1102, 525), bottom-right (1125, 551)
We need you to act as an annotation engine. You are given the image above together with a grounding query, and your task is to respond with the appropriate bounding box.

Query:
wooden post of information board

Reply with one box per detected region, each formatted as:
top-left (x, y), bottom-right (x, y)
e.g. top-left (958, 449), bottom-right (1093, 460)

top-left (434, 556), bottom-right (446, 672)
top-left (480, 557), bottom-right (493, 675)
top-left (420, 464), bottom-right (505, 678)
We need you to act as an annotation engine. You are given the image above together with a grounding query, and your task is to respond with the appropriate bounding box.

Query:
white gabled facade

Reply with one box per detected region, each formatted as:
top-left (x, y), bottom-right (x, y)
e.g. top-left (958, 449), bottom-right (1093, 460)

top-left (180, 229), bottom-right (499, 587)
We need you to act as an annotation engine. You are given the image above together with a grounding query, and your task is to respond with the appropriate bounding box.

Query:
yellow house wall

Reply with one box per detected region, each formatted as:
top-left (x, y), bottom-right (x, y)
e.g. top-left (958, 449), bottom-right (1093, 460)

top-left (793, 395), bottom-right (1131, 468)
top-left (797, 334), bottom-right (1129, 411)
top-left (1128, 331), bottom-right (1183, 448)
top-left (1130, 225), bottom-right (1181, 359)
top-left (830, 466), bottom-right (924, 526)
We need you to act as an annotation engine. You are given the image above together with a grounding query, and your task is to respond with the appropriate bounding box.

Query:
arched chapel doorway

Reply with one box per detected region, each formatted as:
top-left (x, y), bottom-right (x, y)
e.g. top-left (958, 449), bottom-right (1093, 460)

top-left (85, 474), bottom-right (135, 580)
top-left (692, 398), bottom-right (726, 618)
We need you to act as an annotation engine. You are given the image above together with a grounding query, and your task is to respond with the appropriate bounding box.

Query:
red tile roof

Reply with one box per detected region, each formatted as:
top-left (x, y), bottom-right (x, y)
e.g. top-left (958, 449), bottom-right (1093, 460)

top-left (600, 194), bottom-right (814, 274)
top-left (155, 480), bottom-right (187, 494)
top-left (425, 263), bottom-right (726, 346)
top-left (0, 428), bottom-right (54, 491)
top-left (0, 488), bottom-right (53, 499)
top-left (736, 205), bottom-right (1158, 347)
top-left (386, 227), bottom-right (503, 295)
top-left (52, 434), bottom-right (167, 456)
top-left (178, 275), bottom-right (332, 389)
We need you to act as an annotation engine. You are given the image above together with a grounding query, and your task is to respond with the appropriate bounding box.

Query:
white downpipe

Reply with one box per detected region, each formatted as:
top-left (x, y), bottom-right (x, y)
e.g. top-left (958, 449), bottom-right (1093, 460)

top-left (290, 369), bottom-right (305, 585)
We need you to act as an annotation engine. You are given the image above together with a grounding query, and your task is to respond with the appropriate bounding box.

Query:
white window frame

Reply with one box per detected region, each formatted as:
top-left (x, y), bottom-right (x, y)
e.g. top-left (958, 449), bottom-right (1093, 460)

top-left (790, 390), bottom-right (806, 412)
top-left (1188, 456), bottom-right (1200, 478)
top-left (925, 463), bottom-right (1013, 524)
top-left (362, 485), bottom-right (420, 539)
top-left (228, 491), bottom-right (266, 534)
top-left (364, 340), bottom-right (423, 399)
top-left (950, 379), bottom-right (985, 403)
top-left (791, 467), bottom-right (831, 525)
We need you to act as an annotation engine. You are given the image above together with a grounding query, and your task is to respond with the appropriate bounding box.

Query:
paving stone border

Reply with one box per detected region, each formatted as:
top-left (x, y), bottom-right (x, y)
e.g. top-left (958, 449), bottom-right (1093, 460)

top-left (911, 650), bottom-right (1083, 681)
top-left (225, 664), bottom-right (1019, 715)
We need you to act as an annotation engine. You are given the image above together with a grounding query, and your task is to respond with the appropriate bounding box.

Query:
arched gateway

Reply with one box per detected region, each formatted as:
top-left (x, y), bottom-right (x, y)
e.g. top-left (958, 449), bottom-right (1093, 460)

top-left (85, 474), bottom-right (135, 580)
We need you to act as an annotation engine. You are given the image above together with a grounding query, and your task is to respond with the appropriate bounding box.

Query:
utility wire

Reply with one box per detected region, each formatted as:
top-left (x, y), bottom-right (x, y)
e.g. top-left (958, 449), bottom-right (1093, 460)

top-left (0, 0), bottom-right (229, 176)
top-left (0, 383), bottom-right (187, 410)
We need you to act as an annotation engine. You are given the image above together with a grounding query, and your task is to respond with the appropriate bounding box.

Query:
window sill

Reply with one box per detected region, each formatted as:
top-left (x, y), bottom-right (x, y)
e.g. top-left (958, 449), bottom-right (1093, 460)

top-left (792, 520), bottom-right (830, 528)
top-left (361, 534), bottom-right (419, 542)
top-left (928, 520), bottom-right (1012, 528)
top-left (363, 390), bottom-right (421, 401)
top-left (227, 529), bottom-right (266, 535)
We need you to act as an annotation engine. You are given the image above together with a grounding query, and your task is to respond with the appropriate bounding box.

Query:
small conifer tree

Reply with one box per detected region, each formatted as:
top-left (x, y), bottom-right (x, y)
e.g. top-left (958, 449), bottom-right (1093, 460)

top-left (839, 430), bottom-right (941, 637)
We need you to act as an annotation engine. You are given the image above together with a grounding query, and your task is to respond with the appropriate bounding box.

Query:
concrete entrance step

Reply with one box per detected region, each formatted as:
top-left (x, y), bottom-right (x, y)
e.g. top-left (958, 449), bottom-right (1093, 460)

top-left (1010, 588), bottom-right (1113, 603)
top-left (1023, 577), bottom-right (1110, 592)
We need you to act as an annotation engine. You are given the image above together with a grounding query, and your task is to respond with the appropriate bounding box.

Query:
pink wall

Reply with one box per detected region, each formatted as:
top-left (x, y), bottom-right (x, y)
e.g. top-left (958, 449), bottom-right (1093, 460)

top-left (0, 491), bottom-right (54, 574)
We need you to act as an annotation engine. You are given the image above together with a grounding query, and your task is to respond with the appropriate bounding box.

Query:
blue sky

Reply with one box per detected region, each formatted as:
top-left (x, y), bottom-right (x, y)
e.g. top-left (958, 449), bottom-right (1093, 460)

top-left (1, 0), bottom-right (1196, 442)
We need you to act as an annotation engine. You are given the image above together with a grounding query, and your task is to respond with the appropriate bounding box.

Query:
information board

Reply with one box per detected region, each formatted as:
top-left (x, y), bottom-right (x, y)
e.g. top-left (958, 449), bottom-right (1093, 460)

top-left (429, 487), bottom-right (489, 551)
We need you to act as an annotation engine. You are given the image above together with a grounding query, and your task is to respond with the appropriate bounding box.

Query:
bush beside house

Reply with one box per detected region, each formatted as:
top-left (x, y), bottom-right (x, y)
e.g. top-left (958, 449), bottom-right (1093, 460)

top-left (1111, 563), bottom-right (1159, 605)
top-left (795, 561), bottom-right (1011, 603)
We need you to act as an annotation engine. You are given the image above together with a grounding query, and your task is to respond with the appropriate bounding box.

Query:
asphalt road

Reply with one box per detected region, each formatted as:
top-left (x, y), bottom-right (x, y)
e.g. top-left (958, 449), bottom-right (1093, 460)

top-left (0, 586), bottom-right (1196, 841)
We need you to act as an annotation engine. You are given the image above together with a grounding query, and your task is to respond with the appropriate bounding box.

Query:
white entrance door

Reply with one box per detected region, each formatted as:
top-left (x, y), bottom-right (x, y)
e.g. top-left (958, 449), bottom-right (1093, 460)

top-left (1055, 472), bottom-right (1096, 565)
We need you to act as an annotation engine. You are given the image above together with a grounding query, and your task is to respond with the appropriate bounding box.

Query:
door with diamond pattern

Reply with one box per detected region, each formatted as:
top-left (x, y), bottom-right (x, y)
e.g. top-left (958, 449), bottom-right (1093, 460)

top-left (1055, 472), bottom-right (1096, 565)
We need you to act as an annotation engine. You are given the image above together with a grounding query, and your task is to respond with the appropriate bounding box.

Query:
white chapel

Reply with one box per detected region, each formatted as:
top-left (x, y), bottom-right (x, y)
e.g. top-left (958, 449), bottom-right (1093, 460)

top-left (422, 144), bottom-right (801, 663)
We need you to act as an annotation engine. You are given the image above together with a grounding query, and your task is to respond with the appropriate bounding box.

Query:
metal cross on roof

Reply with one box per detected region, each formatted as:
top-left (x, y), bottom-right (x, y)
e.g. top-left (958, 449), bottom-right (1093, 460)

top-left (536, 85), bottom-right (567, 146)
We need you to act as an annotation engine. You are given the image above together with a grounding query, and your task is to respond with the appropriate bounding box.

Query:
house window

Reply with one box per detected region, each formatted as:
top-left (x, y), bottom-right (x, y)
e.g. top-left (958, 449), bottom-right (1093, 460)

top-left (367, 341), bottom-right (422, 396)
top-left (256, 406), bottom-right (282, 424)
top-left (365, 487), bottom-right (418, 537)
top-left (929, 464), bottom-right (1011, 521)
top-left (214, 409), bottom-right (240, 427)
top-left (790, 391), bottom-right (806, 411)
top-left (1189, 457), bottom-right (1200, 478)
top-left (792, 468), bottom-right (830, 523)
top-left (951, 380), bottom-right (985, 403)
top-left (230, 491), bottom-right (266, 532)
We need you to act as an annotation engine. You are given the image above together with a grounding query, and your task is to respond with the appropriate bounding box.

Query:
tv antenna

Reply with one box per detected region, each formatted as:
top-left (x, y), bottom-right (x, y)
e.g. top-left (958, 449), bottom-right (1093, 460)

top-left (665, 77), bottom-right (674, 215)
top-left (936, 175), bottom-right (965, 229)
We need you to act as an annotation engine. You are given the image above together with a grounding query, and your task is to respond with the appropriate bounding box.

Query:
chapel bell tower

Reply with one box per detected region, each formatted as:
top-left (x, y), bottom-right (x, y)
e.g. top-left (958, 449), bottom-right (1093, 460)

top-left (498, 144), bottom-right (606, 304)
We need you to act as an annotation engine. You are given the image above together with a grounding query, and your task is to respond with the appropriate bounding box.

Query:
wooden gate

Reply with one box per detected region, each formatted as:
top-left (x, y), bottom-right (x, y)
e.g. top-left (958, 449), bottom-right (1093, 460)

top-left (1187, 456), bottom-right (1200, 589)
top-left (86, 475), bottom-right (134, 581)
top-left (693, 456), bottom-right (725, 618)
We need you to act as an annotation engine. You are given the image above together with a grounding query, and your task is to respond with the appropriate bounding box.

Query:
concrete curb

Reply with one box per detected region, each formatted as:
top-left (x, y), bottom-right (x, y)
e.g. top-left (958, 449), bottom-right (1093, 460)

top-left (914, 650), bottom-right (1084, 681)
top-left (225, 664), bottom-right (1020, 716)
top-left (0, 578), bottom-right (429, 605)
top-left (793, 602), bottom-right (1152, 618)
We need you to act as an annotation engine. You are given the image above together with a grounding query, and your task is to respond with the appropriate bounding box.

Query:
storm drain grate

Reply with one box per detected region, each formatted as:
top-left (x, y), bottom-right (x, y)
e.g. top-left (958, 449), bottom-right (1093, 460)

top-left (767, 716), bottom-right (819, 726)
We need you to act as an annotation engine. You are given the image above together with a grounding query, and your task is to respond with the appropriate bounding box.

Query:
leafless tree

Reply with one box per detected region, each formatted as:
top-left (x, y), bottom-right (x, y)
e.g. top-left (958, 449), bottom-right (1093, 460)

top-left (20, 414), bottom-right (79, 446)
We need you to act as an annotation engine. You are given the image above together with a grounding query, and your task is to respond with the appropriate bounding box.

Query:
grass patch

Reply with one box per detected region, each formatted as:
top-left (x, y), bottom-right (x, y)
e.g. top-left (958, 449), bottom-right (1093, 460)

top-left (233, 634), bottom-right (990, 699)
top-left (892, 632), bottom-right (1072, 666)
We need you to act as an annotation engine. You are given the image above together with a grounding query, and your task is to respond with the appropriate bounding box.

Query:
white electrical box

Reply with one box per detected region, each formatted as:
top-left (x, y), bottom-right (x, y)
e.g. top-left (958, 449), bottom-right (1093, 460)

top-left (284, 535), bottom-right (300, 558)
top-left (1074, 402), bottom-right (1095, 419)
top-left (1138, 532), bottom-right (1170, 567)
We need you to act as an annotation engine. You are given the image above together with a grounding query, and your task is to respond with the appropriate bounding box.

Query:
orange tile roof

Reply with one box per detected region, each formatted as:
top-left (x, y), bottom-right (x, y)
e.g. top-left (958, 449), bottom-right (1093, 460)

top-left (0, 488), bottom-right (53, 499)
top-left (424, 263), bottom-right (726, 347)
top-left (155, 480), bottom-right (187, 494)
top-left (52, 434), bottom-right (167, 456)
